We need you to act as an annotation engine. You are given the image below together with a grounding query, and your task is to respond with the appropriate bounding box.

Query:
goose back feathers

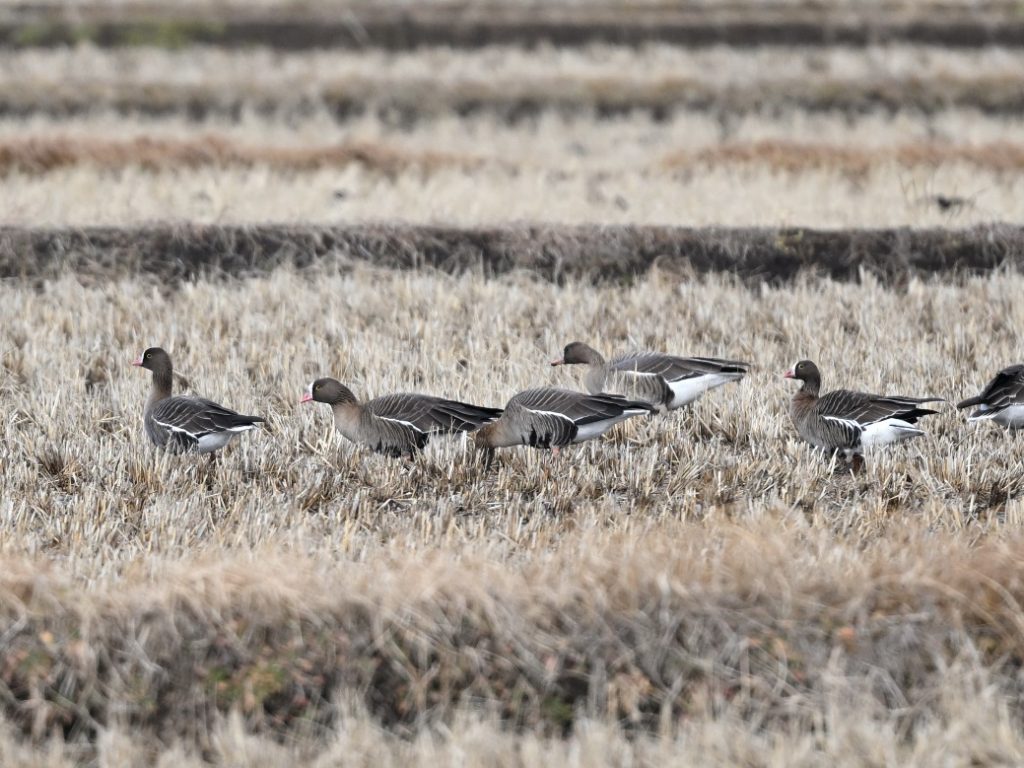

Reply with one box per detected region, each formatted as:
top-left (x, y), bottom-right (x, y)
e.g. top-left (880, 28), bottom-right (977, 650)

top-left (303, 377), bottom-right (502, 458)
top-left (474, 387), bottom-right (655, 451)
top-left (553, 341), bottom-right (748, 410)
top-left (957, 364), bottom-right (1024, 429)
top-left (133, 347), bottom-right (264, 454)
top-left (785, 360), bottom-right (941, 460)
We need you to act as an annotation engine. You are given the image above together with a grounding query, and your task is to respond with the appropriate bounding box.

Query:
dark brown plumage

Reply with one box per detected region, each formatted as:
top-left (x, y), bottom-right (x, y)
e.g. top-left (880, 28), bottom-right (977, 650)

top-left (957, 364), bottom-right (1024, 429)
top-left (302, 377), bottom-right (502, 458)
top-left (552, 341), bottom-right (748, 410)
top-left (474, 387), bottom-right (655, 467)
top-left (132, 347), bottom-right (264, 454)
top-left (784, 359), bottom-right (941, 470)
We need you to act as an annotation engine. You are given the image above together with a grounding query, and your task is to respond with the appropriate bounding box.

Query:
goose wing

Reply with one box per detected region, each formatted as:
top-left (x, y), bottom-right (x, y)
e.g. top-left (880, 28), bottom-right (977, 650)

top-left (817, 389), bottom-right (941, 426)
top-left (610, 352), bottom-right (749, 382)
top-left (367, 392), bottom-right (502, 433)
top-left (513, 388), bottom-right (653, 424)
top-left (151, 396), bottom-right (262, 440)
top-left (957, 365), bottom-right (1024, 412)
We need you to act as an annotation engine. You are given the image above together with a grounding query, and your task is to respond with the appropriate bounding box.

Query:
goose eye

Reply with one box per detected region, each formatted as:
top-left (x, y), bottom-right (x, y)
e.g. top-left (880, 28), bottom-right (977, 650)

top-left (145, 353), bottom-right (152, 359)
top-left (314, 383), bottom-right (321, 391)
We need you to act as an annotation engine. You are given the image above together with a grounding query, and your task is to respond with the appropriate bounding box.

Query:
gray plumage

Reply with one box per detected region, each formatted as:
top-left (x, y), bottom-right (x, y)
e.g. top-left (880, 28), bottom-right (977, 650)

top-left (553, 341), bottom-right (748, 410)
top-left (304, 377), bottom-right (502, 458)
top-left (133, 347), bottom-right (264, 455)
top-left (786, 359), bottom-right (941, 464)
top-left (957, 364), bottom-right (1024, 429)
top-left (474, 387), bottom-right (656, 452)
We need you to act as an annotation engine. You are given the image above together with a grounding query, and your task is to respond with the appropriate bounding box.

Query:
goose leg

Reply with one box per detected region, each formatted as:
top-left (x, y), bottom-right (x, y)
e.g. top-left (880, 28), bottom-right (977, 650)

top-left (481, 448), bottom-right (496, 473)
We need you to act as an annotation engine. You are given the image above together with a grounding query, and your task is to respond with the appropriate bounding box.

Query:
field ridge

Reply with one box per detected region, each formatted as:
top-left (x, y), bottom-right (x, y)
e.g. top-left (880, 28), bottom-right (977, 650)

top-left (3, 223), bottom-right (1022, 284)
top-left (3, 2), bottom-right (1024, 49)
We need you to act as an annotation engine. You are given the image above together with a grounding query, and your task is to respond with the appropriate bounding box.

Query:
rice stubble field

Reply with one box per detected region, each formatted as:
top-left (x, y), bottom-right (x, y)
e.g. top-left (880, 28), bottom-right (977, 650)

top-left (1, 2), bottom-right (1024, 765)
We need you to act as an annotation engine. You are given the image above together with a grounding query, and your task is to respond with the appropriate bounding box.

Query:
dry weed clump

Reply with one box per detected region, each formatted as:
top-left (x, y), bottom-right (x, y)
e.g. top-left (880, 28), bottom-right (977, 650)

top-left (1, 529), bottom-right (1024, 758)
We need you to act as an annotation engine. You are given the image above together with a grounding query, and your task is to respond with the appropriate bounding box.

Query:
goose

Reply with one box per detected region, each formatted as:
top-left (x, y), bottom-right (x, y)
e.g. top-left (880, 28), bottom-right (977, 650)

top-left (302, 377), bottom-right (502, 459)
top-left (473, 387), bottom-right (655, 465)
top-left (957, 364), bottom-right (1024, 430)
top-left (784, 359), bottom-right (941, 471)
top-left (132, 347), bottom-right (264, 454)
top-left (551, 341), bottom-right (748, 411)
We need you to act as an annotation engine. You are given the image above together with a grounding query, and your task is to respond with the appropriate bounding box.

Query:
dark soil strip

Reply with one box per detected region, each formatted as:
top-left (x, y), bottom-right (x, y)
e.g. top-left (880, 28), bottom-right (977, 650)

top-left (7, 79), bottom-right (1024, 123)
top-left (3, 3), bottom-right (1024, 49)
top-left (1, 224), bottom-right (1021, 286)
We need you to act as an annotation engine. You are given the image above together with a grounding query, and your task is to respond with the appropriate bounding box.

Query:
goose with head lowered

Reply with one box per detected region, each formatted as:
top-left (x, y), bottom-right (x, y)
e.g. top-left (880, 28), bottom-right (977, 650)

top-left (302, 377), bottom-right (502, 459)
top-left (473, 387), bottom-right (655, 466)
top-left (957, 364), bottom-right (1024, 430)
top-left (132, 347), bottom-right (265, 455)
top-left (551, 341), bottom-right (749, 411)
top-left (784, 359), bottom-right (942, 471)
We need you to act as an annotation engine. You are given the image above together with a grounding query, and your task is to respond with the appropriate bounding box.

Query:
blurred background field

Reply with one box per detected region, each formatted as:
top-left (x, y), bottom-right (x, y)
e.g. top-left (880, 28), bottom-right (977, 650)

top-left (0, 1), bottom-right (1023, 765)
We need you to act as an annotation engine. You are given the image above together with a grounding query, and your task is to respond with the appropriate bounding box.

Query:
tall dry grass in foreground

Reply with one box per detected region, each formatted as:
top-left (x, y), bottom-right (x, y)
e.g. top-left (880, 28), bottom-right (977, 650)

top-left (0, 267), bottom-right (1022, 760)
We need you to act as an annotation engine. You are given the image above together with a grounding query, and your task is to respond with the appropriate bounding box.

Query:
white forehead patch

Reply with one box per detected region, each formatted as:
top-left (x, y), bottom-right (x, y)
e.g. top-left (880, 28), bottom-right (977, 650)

top-left (306, 381), bottom-right (314, 397)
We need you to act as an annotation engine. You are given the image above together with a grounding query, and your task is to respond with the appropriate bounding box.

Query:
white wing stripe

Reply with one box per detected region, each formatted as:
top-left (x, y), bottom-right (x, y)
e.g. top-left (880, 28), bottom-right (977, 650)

top-left (522, 407), bottom-right (578, 424)
top-left (821, 415), bottom-right (861, 430)
top-left (154, 419), bottom-right (256, 437)
top-left (154, 419), bottom-right (205, 438)
top-left (375, 415), bottom-right (427, 433)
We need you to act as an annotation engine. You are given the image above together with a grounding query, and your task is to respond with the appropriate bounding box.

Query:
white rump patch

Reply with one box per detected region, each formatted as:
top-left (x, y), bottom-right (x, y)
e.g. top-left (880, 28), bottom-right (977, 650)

top-left (860, 419), bottom-right (924, 448)
top-left (667, 373), bottom-right (741, 409)
top-left (196, 432), bottom-right (238, 453)
top-left (572, 412), bottom-right (646, 443)
top-left (971, 404), bottom-right (1024, 429)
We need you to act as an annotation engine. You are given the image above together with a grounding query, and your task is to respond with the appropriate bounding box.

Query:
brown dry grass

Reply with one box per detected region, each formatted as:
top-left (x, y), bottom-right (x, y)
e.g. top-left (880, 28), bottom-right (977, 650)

top-left (0, 266), bottom-right (1023, 760)
top-left (0, 136), bottom-right (479, 176)
top-left (8, 135), bottom-right (1024, 178)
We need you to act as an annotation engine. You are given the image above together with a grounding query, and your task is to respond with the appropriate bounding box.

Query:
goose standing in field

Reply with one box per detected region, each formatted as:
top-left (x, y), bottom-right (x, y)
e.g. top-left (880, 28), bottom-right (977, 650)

top-left (473, 387), bottom-right (655, 465)
top-left (132, 347), bottom-right (265, 454)
top-left (551, 341), bottom-right (749, 411)
top-left (302, 377), bottom-right (502, 459)
top-left (784, 359), bottom-right (942, 472)
top-left (957, 364), bottom-right (1024, 430)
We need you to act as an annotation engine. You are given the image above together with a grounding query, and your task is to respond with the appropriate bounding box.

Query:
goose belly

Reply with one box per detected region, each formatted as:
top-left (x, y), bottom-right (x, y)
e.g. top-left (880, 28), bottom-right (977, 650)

top-left (667, 373), bottom-right (740, 410)
top-left (993, 405), bottom-right (1024, 429)
top-left (860, 419), bottom-right (924, 448)
top-left (196, 431), bottom-right (240, 454)
top-left (571, 412), bottom-right (644, 443)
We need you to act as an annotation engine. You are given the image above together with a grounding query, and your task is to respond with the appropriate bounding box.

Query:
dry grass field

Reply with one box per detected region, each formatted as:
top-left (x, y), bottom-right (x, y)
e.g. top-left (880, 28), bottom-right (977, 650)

top-left (2, 44), bottom-right (1024, 227)
top-left (2, 1), bottom-right (1024, 764)
top-left (2, 268), bottom-right (1023, 764)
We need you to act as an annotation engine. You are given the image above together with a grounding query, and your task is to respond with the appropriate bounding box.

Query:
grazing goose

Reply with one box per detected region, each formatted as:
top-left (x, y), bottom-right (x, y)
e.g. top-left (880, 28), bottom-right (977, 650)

top-left (132, 347), bottom-right (264, 454)
top-left (302, 377), bottom-right (502, 459)
top-left (957, 364), bottom-right (1024, 430)
top-left (473, 387), bottom-right (655, 464)
top-left (552, 341), bottom-right (749, 411)
top-left (784, 360), bottom-right (941, 471)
